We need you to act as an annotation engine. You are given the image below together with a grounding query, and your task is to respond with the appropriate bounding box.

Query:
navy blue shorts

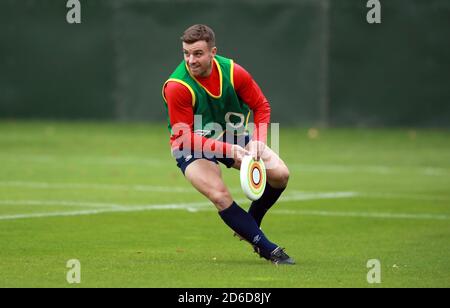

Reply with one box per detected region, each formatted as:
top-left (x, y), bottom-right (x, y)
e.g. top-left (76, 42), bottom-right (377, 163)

top-left (173, 135), bottom-right (251, 175)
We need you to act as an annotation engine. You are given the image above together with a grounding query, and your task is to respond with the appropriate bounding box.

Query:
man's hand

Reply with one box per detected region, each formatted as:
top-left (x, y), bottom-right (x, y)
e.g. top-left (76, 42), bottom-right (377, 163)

top-left (247, 140), bottom-right (266, 161)
top-left (231, 144), bottom-right (250, 163)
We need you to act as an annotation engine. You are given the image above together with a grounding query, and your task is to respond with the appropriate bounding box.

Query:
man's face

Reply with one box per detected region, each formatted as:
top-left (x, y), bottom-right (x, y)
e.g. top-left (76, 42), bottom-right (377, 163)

top-left (183, 41), bottom-right (217, 78)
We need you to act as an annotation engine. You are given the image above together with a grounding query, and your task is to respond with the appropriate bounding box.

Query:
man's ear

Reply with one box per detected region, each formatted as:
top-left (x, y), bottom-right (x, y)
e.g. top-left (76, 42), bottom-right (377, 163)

top-left (211, 47), bottom-right (217, 57)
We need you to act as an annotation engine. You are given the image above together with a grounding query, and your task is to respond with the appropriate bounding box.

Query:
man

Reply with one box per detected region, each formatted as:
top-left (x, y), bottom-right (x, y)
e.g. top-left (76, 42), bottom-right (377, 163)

top-left (162, 24), bottom-right (294, 265)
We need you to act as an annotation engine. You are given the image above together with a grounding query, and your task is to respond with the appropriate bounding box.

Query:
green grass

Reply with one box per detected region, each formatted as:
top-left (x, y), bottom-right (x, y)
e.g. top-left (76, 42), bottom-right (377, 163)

top-left (0, 121), bottom-right (449, 287)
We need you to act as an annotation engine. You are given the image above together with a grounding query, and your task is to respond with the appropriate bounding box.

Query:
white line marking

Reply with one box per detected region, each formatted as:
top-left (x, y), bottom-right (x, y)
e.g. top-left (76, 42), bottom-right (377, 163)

top-left (1, 154), bottom-right (448, 176)
top-left (281, 192), bottom-right (359, 201)
top-left (284, 191), bottom-right (450, 202)
top-left (0, 202), bottom-right (212, 221)
top-left (360, 192), bottom-right (450, 202)
top-left (0, 155), bottom-right (168, 166)
top-left (0, 192), bottom-right (358, 221)
top-left (289, 164), bottom-right (450, 177)
top-left (291, 164), bottom-right (392, 174)
top-left (0, 192), bottom-right (448, 221)
top-left (0, 200), bottom-right (123, 208)
top-left (176, 207), bottom-right (450, 221)
top-left (3, 181), bottom-right (448, 202)
top-left (0, 181), bottom-right (361, 198)
top-left (0, 181), bottom-right (194, 193)
top-left (271, 209), bottom-right (450, 221)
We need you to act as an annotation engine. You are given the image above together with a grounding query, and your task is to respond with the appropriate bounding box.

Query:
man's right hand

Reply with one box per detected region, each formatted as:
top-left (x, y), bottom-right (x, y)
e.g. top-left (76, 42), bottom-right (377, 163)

top-left (230, 145), bottom-right (250, 163)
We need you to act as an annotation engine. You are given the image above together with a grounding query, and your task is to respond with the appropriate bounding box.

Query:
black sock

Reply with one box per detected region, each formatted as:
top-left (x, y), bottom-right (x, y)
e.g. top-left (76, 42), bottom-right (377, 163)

top-left (219, 202), bottom-right (277, 259)
top-left (248, 183), bottom-right (286, 227)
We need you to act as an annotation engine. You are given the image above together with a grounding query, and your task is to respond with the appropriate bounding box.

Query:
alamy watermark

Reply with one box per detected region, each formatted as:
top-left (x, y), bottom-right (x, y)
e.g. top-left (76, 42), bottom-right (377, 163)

top-left (66, 259), bottom-right (81, 284)
top-left (65, 1), bottom-right (381, 25)
top-left (366, 0), bottom-right (382, 24)
top-left (66, 0), bottom-right (81, 24)
top-left (367, 259), bottom-right (381, 284)
top-left (170, 115), bottom-right (281, 169)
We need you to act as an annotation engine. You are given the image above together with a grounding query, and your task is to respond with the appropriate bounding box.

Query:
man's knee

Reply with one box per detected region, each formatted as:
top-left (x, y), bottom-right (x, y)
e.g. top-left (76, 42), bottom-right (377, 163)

top-left (280, 166), bottom-right (290, 187)
top-left (270, 165), bottom-right (290, 189)
top-left (208, 188), bottom-right (233, 211)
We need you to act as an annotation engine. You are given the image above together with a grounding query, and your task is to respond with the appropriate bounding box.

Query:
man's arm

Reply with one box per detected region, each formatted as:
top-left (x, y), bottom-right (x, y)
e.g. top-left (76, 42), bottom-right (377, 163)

top-left (233, 63), bottom-right (271, 145)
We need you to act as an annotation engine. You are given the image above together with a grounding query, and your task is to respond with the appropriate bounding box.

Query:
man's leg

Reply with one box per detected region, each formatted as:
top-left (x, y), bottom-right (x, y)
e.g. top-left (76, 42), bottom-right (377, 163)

top-left (184, 159), bottom-right (278, 259)
top-left (233, 145), bottom-right (290, 227)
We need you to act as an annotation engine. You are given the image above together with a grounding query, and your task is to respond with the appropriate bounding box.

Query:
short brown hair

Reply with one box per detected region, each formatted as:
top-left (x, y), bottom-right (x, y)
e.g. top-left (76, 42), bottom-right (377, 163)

top-left (180, 24), bottom-right (216, 49)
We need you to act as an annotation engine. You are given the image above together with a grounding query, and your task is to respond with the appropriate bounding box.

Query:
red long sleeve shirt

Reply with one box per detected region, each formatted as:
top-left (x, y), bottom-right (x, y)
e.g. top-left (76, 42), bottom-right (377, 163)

top-left (164, 61), bottom-right (271, 155)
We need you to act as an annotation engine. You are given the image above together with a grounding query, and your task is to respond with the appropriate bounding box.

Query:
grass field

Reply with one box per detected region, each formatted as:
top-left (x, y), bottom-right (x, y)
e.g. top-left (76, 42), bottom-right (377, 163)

top-left (0, 121), bottom-right (449, 288)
